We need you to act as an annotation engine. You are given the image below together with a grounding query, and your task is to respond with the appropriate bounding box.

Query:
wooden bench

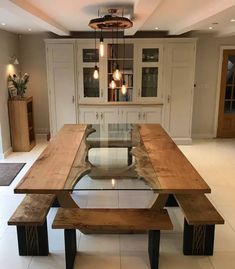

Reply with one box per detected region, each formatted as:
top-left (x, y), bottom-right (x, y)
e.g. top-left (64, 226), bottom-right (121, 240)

top-left (8, 194), bottom-right (55, 256)
top-left (174, 193), bottom-right (224, 255)
top-left (52, 208), bottom-right (173, 269)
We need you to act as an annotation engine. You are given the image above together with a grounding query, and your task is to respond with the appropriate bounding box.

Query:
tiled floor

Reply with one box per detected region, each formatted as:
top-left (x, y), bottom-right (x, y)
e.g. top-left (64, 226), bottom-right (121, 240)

top-left (0, 138), bottom-right (235, 269)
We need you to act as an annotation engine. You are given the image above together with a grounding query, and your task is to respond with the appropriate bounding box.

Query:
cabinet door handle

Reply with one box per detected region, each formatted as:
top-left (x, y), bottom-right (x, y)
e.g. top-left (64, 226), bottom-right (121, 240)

top-left (96, 112), bottom-right (99, 120)
top-left (72, 95), bottom-right (75, 103)
top-left (101, 112), bottom-right (103, 120)
top-left (143, 112), bottom-right (146, 120)
top-left (101, 89), bottom-right (103, 98)
top-left (138, 89), bottom-right (141, 97)
top-left (138, 112), bottom-right (141, 120)
top-left (167, 95), bottom-right (171, 103)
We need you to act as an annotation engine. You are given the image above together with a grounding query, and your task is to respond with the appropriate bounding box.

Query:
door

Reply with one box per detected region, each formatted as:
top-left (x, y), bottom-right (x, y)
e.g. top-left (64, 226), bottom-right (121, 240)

top-left (142, 107), bottom-right (162, 123)
top-left (121, 107), bottom-right (141, 123)
top-left (79, 107), bottom-right (99, 124)
top-left (136, 44), bottom-right (163, 103)
top-left (217, 50), bottom-right (235, 137)
top-left (164, 42), bottom-right (196, 140)
top-left (46, 43), bottom-right (76, 135)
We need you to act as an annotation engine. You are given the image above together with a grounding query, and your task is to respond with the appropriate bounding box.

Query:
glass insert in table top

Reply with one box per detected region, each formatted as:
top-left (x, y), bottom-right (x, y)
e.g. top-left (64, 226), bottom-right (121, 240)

top-left (72, 124), bottom-right (159, 192)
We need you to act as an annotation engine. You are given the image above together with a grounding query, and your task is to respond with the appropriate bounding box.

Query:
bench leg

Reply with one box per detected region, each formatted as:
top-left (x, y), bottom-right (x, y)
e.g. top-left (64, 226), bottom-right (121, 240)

top-left (148, 230), bottom-right (160, 269)
top-left (64, 229), bottom-right (77, 269)
top-left (17, 219), bottom-right (49, 256)
top-left (183, 219), bottom-right (215, 255)
top-left (128, 147), bottom-right (132, 166)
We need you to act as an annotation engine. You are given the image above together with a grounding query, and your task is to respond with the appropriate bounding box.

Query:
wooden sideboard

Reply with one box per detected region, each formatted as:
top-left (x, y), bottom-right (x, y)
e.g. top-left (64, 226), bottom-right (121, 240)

top-left (8, 96), bottom-right (35, 152)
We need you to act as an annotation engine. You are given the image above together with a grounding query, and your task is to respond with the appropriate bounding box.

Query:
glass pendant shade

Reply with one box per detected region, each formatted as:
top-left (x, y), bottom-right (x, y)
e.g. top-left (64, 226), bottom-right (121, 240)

top-left (121, 81), bottom-right (127, 95)
top-left (113, 64), bottom-right (122, 81)
top-left (93, 65), bottom-right (99, 79)
top-left (109, 79), bottom-right (116, 89)
top-left (99, 36), bottom-right (104, 57)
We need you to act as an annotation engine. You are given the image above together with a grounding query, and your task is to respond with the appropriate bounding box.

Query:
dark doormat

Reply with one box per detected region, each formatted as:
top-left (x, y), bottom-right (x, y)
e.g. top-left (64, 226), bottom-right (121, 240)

top-left (0, 163), bottom-right (26, 186)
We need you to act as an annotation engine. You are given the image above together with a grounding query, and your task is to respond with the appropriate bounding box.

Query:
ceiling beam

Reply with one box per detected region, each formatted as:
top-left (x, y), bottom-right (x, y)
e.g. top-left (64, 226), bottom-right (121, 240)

top-left (125, 0), bottom-right (163, 35)
top-left (9, 0), bottom-right (69, 35)
top-left (169, 0), bottom-right (235, 35)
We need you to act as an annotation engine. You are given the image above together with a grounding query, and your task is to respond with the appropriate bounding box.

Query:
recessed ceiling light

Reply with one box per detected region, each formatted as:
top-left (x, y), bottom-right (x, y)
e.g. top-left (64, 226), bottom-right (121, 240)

top-left (230, 19), bottom-right (235, 22)
top-left (1, 22), bottom-right (6, 26)
top-left (28, 28), bottom-right (32, 31)
top-left (209, 26), bottom-right (213, 30)
top-left (155, 27), bottom-right (159, 30)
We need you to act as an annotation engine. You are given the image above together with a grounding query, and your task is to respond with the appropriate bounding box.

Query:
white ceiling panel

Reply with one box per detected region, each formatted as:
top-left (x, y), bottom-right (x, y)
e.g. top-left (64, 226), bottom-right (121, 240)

top-left (0, 0), bottom-right (235, 36)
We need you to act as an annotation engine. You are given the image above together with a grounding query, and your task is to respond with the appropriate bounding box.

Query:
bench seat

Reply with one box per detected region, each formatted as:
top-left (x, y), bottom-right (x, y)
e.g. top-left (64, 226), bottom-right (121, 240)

top-left (8, 194), bottom-right (55, 256)
top-left (52, 208), bottom-right (173, 269)
top-left (174, 193), bottom-right (224, 255)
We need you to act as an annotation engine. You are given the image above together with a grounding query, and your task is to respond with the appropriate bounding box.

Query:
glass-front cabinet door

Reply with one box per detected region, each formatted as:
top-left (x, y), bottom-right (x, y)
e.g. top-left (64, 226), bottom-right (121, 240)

top-left (77, 43), bottom-right (105, 103)
top-left (136, 44), bottom-right (163, 102)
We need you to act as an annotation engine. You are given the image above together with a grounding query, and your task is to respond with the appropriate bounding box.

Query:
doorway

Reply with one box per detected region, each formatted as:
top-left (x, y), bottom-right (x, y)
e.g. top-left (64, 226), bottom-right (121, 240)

top-left (217, 49), bottom-right (235, 137)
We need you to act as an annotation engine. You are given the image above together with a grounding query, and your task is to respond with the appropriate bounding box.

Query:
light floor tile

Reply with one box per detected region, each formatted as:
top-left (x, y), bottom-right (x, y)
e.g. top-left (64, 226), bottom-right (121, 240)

top-left (210, 252), bottom-right (235, 269)
top-left (74, 253), bottom-right (120, 269)
top-left (78, 234), bottom-right (120, 255)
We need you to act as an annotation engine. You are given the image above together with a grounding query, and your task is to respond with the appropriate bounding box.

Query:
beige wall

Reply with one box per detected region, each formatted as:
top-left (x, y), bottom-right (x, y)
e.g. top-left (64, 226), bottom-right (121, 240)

top-left (192, 33), bottom-right (235, 137)
top-left (19, 33), bottom-right (51, 134)
top-left (0, 29), bottom-right (19, 157)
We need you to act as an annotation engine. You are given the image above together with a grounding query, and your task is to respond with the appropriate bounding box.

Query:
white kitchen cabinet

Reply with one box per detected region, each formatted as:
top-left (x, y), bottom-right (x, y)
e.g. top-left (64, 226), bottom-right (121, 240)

top-left (46, 42), bottom-right (77, 136)
top-left (77, 42), bottom-right (106, 103)
top-left (79, 106), bottom-right (162, 125)
top-left (45, 38), bottom-right (196, 143)
top-left (142, 107), bottom-right (162, 123)
top-left (135, 44), bottom-right (163, 103)
top-left (119, 106), bottom-right (162, 123)
top-left (79, 106), bottom-right (118, 124)
top-left (163, 42), bottom-right (196, 143)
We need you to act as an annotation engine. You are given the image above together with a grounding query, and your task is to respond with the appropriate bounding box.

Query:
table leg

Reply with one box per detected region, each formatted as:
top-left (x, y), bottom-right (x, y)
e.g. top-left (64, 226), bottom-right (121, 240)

top-left (57, 191), bottom-right (79, 208)
top-left (149, 194), bottom-right (169, 209)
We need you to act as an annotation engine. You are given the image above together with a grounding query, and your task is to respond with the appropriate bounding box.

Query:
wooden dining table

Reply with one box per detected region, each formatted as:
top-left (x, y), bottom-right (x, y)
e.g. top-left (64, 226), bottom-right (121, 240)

top-left (14, 124), bottom-right (211, 209)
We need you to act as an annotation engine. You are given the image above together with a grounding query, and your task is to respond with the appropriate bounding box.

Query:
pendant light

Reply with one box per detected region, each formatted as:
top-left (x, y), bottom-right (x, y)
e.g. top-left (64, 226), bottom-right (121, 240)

top-left (109, 79), bottom-right (116, 89)
top-left (93, 29), bottom-right (99, 79)
top-left (113, 24), bottom-right (122, 81)
top-left (99, 31), bottom-right (104, 57)
top-left (93, 65), bottom-right (99, 79)
top-left (121, 28), bottom-right (127, 95)
top-left (113, 64), bottom-right (122, 81)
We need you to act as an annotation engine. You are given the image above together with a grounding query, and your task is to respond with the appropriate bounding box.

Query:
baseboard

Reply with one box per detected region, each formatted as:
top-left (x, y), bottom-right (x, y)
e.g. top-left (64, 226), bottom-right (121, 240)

top-left (172, 138), bottom-right (192, 145)
top-left (0, 147), bottom-right (12, 159)
top-left (192, 133), bottom-right (214, 139)
top-left (35, 128), bottom-right (49, 140)
top-left (35, 133), bottom-right (47, 140)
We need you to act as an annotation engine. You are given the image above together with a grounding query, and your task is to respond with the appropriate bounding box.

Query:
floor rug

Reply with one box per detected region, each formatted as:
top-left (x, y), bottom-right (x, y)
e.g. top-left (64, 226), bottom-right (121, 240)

top-left (0, 163), bottom-right (26, 186)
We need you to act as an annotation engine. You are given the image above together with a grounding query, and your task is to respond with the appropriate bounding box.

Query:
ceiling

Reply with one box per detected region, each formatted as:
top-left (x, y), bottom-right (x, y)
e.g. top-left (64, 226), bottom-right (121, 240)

top-left (0, 0), bottom-right (235, 36)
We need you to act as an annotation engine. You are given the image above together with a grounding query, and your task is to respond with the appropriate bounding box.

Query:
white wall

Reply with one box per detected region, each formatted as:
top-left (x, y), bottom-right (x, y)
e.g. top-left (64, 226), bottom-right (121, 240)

top-left (0, 29), bottom-right (19, 158)
top-left (192, 33), bottom-right (235, 137)
top-left (19, 33), bottom-right (50, 135)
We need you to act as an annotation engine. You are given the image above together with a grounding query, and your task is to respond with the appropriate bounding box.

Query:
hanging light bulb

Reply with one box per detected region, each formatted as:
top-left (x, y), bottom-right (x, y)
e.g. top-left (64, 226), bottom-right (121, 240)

top-left (109, 79), bottom-right (116, 89)
top-left (99, 35), bottom-right (104, 57)
top-left (93, 65), bottom-right (99, 79)
top-left (121, 81), bottom-right (127, 95)
top-left (113, 64), bottom-right (122, 81)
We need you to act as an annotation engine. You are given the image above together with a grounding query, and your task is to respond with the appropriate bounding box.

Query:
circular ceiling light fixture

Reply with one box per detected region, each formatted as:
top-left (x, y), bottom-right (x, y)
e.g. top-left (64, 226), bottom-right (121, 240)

top-left (89, 9), bottom-right (133, 30)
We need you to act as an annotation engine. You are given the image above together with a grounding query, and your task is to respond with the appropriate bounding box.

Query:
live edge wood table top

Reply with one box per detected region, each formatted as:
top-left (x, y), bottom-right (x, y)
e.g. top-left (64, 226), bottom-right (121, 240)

top-left (15, 124), bottom-right (211, 208)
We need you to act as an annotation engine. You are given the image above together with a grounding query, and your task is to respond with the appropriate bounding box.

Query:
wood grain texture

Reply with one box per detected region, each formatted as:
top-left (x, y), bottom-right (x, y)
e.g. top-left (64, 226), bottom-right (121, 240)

top-left (175, 194), bottom-right (224, 225)
top-left (8, 194), bottom-right (55, 226)
top-left (52, 208), bottom-right (173, 231)
top-left (138, 124), bottom-right (211, 193)
top-left (8, 97), bottom-right (35, 152)
top-left (15, 124), bottom-right (87, 193)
